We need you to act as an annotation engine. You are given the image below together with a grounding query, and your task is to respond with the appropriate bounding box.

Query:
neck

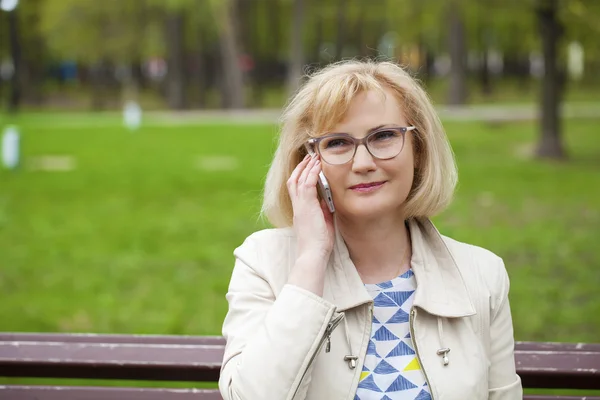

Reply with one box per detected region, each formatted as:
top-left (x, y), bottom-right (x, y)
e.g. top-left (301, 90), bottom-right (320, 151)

top-left (335, 212), bottom-right (412, 284)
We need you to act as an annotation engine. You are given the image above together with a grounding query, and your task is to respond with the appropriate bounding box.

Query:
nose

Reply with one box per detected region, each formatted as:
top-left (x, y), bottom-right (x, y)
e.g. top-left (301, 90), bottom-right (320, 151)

top-left (351, 144), bottom-right (377, 173)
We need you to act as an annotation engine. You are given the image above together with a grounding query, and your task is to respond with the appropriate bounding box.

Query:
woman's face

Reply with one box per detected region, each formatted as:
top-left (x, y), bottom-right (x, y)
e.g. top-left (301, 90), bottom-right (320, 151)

top-left (320, 88), bottom-right (416, 221)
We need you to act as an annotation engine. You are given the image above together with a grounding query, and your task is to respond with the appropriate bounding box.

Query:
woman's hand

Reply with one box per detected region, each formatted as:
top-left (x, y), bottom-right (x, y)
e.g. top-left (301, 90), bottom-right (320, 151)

top-left (287, 154), bottom-right (335, 263)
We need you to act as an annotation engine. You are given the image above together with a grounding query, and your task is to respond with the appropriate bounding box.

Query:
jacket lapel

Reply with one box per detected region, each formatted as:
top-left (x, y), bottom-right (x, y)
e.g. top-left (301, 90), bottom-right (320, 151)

top-left (322, 217), bottom-right (476, 317)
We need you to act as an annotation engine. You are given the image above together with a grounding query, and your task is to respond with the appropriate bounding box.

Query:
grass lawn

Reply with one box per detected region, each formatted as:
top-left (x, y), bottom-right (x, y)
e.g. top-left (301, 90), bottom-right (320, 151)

top-left (0, 113), bottom-right (599, 393)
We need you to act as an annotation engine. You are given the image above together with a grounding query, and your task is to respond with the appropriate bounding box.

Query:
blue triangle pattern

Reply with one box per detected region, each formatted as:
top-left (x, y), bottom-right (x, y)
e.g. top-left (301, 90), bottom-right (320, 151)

top-left (366, 340), bottom-right (380, 357)
top-left (372, 315), bottom-right (380, 324)
top-left (415, 389), bottom-right (432, 399)
top-left (357, 374), bottom-right (382, 392)
top-left (354, 395), bottom-right (360, 400)
top-left (373, 326), bottom-right (399, 341)
top-left (373, 359), bottom-right (398, 374)
top-left (376, 280), bottom-right (393, 289)
top-left (405, 332), bottom-right (411, 338)
top-left (386, 375), bottom-right (418, 392)
top-left (381, 396), bottom-right (393, 400)
top-left (400, 269), bottom-right (414, 278)
top-left (386, 308), bottom-right (410, 323)
top-left (385, 290), bottom-right (414, 307)
top-left (373, 293), bottom-right (397, 307)
top-left (386, 341), bottom-right (415, 357)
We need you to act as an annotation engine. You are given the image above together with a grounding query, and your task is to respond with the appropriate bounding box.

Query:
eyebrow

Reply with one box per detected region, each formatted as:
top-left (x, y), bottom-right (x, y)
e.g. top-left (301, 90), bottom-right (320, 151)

top-left (367, 124), bottom-right (390, 133)
top-left (324, 124), bottom-right (396, 137)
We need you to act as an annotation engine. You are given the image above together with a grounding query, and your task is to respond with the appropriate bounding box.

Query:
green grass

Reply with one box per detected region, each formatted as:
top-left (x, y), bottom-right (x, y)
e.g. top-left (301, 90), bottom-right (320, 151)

top-left (0, 114), bottom-right (599, 394)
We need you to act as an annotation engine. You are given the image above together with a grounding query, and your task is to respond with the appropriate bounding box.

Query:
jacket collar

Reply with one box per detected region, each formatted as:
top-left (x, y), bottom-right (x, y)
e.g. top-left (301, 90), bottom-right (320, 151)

top-left (323, 217), bottom-right (476, 318)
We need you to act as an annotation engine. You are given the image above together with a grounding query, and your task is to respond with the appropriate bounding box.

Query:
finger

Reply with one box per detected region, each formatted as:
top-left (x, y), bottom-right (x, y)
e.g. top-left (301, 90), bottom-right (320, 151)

top-left (288, 155), bottom-right (310, 195)
top-left (298, 155), bottom-right (318, 185)
top-left (304, 158), bottom-right (321, 187)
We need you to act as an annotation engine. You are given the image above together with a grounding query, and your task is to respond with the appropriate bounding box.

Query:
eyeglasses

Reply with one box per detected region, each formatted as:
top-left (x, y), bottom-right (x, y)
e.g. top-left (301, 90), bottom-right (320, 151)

top-left (307, 126), bottom-right (416, 165)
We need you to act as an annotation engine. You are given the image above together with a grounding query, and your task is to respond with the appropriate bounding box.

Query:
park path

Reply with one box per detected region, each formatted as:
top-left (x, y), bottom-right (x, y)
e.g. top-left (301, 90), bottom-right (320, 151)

top-left (147, 102), bottom-right (600, 125)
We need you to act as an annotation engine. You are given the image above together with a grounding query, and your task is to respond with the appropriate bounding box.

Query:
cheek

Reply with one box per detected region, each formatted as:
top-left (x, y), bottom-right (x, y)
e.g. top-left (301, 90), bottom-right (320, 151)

top-left (321, 166), bottom-right (344, 192)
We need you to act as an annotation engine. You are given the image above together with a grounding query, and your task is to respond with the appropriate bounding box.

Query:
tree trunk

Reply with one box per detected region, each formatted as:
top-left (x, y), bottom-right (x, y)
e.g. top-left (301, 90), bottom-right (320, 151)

top-left (447, 2), bottom-right (468, 105)
top-left (286, 0), bottom-right (305, 96)
top-left (90, 61), bottom-right (108, 111)
top-left (535, 0), bottom-right (566, 159)
top-left (7, 9), bottom-right (22, 113)
top-left (216, 0), bottom-right (245, 109)
top-left (313, 11), bottom-right (323, 63)
top-left (335, 0), bottom-right (348, 60)
top-left (165, 11), bottom-right (187, 110)
top-left (266, 0), bottom-right (281, 61)
top-left (480, 47), bottom-right (492, 96)
top-left (355, 0), bottom-right (368, 58)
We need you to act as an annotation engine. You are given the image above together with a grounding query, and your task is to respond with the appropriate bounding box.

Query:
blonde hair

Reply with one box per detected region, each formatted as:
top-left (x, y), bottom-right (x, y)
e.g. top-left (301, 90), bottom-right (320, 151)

top-left (261, 60), bottom-right (457, 228)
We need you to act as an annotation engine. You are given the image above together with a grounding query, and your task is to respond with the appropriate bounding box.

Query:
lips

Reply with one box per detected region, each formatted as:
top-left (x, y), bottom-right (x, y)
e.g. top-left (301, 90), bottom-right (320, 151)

top-left (349, 181), bottom-right (386, 189)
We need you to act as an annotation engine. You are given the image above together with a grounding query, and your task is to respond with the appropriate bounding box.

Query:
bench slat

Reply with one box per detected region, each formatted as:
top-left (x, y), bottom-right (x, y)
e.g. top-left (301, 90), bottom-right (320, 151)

top-left (0, 333), bottom-right (224, 346)
top-left (0, 342), bottom-right (222, 381)
top-left (1, 335), bottom-right (599, 390)
top-left (523, 397), bottom-right (600, 400)
top-left (0, 386), bottom-right (222, 399)
top-left (2, 334), bottom-right (598, 353)
top-left (0, 386), bottom-right (598, 400)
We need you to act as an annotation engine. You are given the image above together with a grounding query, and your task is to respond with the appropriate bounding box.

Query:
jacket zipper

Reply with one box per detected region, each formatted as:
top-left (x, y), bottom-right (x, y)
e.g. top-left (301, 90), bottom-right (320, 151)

top-left (290, 312), bottom-right (345, 399)
top-left (410, 307), bottom-right (434, 399)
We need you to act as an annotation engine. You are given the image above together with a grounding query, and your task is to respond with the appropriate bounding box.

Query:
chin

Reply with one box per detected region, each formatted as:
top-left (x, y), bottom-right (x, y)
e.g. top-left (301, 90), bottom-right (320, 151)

top-left (339, 198), bottom-right (398, 220)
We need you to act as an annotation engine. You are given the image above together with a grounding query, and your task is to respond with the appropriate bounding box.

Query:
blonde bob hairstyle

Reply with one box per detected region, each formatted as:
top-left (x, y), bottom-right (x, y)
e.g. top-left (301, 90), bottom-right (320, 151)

top-left (261, 60), bottom-right (457, 228)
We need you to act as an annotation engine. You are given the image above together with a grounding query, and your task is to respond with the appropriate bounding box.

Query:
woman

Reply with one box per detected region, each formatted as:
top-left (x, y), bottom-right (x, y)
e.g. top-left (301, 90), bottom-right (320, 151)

top-left (218, 60), bottom-right (522, 400)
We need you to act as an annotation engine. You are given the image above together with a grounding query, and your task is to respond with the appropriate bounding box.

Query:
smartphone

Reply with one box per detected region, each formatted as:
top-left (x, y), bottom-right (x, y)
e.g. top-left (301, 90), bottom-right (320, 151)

top-left (304, 144), bottom-right (335, 213)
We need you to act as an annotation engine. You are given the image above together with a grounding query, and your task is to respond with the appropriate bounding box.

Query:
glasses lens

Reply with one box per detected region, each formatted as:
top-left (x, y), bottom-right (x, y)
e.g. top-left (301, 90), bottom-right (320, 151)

top-left (367, 129), bottom-right (404, 159)
top-left (319, 135), bottom-right (355, 164)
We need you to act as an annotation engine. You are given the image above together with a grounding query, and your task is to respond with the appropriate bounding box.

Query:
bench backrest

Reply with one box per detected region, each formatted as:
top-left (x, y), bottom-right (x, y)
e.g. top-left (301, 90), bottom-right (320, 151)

top-left (1, 333), bottom-right (599, 400)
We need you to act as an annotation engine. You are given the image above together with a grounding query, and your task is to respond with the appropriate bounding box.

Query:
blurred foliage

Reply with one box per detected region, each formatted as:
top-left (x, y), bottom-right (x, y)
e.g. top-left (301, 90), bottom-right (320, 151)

top-left (1, 0), bottom-right (600, 64)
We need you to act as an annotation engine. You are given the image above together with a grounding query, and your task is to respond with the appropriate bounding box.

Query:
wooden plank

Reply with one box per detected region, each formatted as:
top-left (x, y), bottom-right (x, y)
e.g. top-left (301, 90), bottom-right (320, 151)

top-left (523, 395), bottom-right (600, 400)
top-left (1, 335), bottom-right (599, 389)
top-left (0, 333), bottom-right (224, 346)
top-left (0, 386), bottom-right (222, 399)
top-left (0, 342), bottom-right (222, 381)
top-left (0, 386), bottom-right (598, 400)
top-left (524, 397), bottom-right (600, 400)
top-left (517, 350), bottom-right (600, 389)
top-left (2, 334), bottom-right (598, 353)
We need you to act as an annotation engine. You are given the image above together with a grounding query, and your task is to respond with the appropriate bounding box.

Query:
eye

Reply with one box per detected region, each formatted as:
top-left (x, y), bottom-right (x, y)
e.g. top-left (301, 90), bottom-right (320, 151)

top-left (372, 130), bottom-right (399, 141)
top-left (323, 137), bottom-right (353, 149)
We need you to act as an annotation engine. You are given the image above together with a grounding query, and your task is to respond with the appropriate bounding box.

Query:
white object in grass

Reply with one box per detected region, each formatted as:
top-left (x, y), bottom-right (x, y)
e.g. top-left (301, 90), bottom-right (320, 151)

top-left (0, 0), bottom-right (18, 12)
top-left (2, 125), bottom-right (20, 169)
top-left (123, 101), bottom-right (142, 131)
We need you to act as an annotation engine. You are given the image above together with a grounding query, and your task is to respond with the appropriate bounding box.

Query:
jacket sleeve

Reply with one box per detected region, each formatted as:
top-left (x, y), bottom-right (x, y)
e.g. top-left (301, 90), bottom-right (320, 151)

top-left (218, 235), bottom-right (338, 400)
top-left (488, 258), bottom-right (523, 399)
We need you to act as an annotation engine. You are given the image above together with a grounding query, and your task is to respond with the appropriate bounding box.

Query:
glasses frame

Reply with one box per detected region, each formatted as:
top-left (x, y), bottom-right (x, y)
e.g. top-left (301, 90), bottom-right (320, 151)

top-left (307, 126), bottom-right (416, 165)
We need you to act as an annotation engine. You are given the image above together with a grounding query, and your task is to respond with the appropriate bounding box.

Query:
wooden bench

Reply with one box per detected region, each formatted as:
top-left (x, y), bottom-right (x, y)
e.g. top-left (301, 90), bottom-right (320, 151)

top-left (0, 333), bottom-right (598, 399)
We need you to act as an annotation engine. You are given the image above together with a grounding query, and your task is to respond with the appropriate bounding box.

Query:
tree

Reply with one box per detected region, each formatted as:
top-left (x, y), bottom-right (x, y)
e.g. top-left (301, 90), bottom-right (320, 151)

top-left (164, 10), bottom-right (187, 109)
top-left (6, 5), bottom-right (22, 112)
top-left (535, 0), bottom-right (566, 159)
top-left (286, 0), bottom-right (305, 96)
top-left (212, 0), bottom-right (245, 109)
top-left (447, 0), bottom-right (468, 105)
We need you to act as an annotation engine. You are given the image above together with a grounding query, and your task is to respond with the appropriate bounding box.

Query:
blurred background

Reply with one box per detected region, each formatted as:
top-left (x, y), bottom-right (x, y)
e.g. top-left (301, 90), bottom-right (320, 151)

top-left (0, 0), bottom-right (598, 360)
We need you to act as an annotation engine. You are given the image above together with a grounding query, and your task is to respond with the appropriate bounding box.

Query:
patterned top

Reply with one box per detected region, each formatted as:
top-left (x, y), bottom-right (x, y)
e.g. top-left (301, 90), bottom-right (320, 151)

top-left (354, 269), bottom-right (432, 400)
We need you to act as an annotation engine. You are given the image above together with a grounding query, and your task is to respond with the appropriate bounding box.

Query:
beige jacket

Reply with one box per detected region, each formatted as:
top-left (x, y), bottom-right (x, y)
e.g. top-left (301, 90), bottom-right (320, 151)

top-left (219, 218), bottom-right (523, 400)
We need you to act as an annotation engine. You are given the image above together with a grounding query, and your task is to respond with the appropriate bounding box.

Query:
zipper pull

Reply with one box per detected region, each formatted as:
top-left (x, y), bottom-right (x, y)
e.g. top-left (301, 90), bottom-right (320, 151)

top-left (325, 334), bottom-right (331, 353)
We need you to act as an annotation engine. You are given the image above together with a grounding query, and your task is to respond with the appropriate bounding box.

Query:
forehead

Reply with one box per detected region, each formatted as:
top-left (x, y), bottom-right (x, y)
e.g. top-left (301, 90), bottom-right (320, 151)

top-left (310, 87), bottom-right (406, 137)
